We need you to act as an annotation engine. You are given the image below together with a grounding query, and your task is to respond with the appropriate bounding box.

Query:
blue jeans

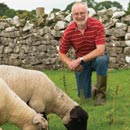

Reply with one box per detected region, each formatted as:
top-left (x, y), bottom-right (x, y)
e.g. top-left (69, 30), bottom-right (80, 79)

top-left (75, 54), bottom-right (109, 98)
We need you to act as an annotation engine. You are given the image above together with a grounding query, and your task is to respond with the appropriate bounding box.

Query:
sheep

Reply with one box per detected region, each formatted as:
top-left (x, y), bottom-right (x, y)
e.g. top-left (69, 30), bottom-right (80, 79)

top-left (0, 78), bottom-right (48, 130)
top-left (0, 65), bottom-right (88, 130)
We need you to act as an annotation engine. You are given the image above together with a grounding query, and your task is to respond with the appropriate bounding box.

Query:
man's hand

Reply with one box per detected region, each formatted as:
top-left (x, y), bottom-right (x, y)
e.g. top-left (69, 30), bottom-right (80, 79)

top-left (75, 64), bottom-right (83, 71)
top-left (69, 58), bottom-right (82, 71)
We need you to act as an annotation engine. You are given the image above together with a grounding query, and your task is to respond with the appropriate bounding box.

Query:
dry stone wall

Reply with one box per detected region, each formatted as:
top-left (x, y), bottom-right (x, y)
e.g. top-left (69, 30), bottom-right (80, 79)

top-left (0, 7), bottom-right (130, 69)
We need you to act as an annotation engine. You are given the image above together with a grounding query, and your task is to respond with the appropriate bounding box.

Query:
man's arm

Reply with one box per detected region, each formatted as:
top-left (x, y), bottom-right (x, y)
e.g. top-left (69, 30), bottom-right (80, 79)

top-left (59, 51), bottom-right (83, 71)
top-left (59, 44), bottom-right (105, 71)
top-left (60, 44), bottom-right (105, 71)
top-left (82, 44), bottom-right (105, 62)
top-left (58, 52), bottom-right (72, 68)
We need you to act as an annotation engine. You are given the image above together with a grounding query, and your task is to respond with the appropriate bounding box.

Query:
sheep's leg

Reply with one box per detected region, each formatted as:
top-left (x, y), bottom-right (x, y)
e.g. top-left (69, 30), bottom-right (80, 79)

top-left (29, 98), bottom-right (46, 114)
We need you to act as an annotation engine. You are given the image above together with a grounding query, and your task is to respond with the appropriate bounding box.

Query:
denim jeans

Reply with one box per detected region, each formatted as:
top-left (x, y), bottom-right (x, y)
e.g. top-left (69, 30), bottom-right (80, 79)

top-left (75, 54), bottom-right (109, 98)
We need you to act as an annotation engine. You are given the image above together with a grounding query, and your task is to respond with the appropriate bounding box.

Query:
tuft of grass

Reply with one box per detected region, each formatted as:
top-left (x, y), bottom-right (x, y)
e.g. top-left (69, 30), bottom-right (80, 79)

top-left (1, 123), bottom-right (18, 130)
top-left (106, 84), bottom-right (119, 124)
top-left (1, 68), bottom-right (130, 130)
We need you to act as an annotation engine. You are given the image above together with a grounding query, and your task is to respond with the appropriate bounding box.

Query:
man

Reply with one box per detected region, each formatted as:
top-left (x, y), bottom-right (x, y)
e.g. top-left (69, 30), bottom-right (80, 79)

top-left (58, 1), bottom-right (109, 105)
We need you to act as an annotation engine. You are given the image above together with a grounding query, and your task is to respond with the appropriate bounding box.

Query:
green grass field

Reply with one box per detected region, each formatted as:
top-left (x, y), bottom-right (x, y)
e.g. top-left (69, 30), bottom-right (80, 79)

top-left (1, 68), bottom-right (130, 130)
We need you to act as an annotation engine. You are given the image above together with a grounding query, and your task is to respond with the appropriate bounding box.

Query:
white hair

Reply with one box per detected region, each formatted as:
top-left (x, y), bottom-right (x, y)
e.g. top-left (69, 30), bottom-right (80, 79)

top-left (71, 1), bottom-right (88, 14)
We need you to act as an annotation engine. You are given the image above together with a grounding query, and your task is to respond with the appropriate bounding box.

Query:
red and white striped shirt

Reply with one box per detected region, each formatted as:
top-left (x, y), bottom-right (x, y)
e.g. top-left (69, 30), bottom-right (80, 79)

top-left (59, 17), bottom-right (106, 57)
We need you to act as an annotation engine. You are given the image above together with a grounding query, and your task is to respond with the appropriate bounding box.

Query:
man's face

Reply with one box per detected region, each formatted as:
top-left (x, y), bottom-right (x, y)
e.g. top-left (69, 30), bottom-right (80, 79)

top-left (72, 5), bottom-right (88, 26)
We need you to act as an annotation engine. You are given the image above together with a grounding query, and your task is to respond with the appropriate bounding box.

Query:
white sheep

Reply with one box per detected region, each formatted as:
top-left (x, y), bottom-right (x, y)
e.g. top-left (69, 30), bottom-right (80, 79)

top-left (0, 65), bottom-right (88, 130)
top-left (0, 78), bottom-right (48, 130)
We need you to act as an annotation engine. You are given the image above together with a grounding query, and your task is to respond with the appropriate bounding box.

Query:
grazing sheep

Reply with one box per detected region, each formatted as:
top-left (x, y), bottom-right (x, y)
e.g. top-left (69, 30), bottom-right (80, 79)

top-left (0, 78), bottom-right (48, 130)
top-left (0, 65), bottom-right (88, 130)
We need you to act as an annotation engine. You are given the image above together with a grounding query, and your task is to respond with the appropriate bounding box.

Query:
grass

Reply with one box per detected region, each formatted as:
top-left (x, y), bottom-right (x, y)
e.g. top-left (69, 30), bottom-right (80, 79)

top-left (1, 68), bottom-right (130, 130)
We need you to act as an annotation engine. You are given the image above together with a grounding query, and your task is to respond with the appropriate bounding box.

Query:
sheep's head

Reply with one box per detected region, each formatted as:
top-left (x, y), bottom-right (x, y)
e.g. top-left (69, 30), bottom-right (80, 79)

top-left (32, 114), bottom-right (48, 130)
top-left (63, 106), bottom-right (88, 130)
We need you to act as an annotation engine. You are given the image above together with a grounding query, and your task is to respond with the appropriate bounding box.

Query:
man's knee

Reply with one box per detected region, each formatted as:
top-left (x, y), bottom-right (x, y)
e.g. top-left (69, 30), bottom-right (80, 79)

top-left (96, 55), bottom-right (108, 66)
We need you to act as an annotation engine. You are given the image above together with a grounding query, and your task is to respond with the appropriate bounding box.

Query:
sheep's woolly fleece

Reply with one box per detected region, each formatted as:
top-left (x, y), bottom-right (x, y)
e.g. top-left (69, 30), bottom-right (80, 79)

top-left (0, 65), bottom-right (78, 121)
top-left (0, 78), bottom-right (48, 130)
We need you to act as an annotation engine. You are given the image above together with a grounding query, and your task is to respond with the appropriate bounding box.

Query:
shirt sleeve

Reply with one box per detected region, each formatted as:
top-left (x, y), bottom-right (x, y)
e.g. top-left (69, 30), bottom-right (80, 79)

top-left (59, 29), bottom-right (72, 54)
top-left (95, 22), bottom-right (106, 45)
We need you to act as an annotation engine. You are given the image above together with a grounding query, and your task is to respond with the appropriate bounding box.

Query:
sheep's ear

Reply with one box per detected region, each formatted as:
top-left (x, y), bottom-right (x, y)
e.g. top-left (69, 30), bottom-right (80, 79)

top-left (33, 115), bottom-right (49, 130)
top-left (33, 115), bottom-right (41, 124)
